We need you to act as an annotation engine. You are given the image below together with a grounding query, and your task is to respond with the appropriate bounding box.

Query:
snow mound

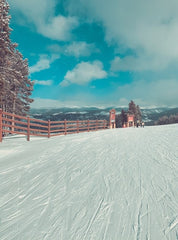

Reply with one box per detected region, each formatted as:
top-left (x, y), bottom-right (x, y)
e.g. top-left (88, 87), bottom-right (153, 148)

top-left (0, 124), bottom-right (177, 239)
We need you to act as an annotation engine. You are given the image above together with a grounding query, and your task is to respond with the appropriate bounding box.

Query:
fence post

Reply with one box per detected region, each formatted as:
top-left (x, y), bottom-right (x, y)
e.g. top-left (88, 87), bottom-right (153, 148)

top-left (0, 109), bottom-right (2, 142)
top-left (104, 120), bottom-right (106, 129)
top-left (88, 120), bottom-right (90, 132)
top-left (96, 119), bottom-right (98, 131)
top-left (77, 120), bottom-right (79, 133)
top-left (64, 119), bottom-right (67, 135)
top-left (105, 120), bottom-right (107, 129)
top-left (11, 114), bottom-right (15, 132)
top-left (27, 116), bottom-right (30, 141)
top-left (48, 120), bottom-right (50, 138)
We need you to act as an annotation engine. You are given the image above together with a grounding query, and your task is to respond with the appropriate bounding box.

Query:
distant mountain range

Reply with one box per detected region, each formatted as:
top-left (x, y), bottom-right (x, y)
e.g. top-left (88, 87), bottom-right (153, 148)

top-left (30, 107), bottom-right (178, 126)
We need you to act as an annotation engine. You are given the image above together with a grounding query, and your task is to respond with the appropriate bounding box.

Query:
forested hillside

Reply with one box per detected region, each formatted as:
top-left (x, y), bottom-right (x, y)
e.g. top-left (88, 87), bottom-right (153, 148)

top-left (30, 106), bottom-right (178, 126)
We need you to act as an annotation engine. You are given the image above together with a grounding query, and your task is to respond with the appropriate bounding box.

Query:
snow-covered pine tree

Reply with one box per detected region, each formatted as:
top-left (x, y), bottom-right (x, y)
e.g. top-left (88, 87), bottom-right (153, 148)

top-left (120, 109), bottom-right (127, 126)
top-left (128, 100), bottom-right (142, 124)
top-left (0, 0), bottom-right (33, 115)
top-left (136, 105), bottom-right (142, 123)
top-left (0, 0), bottom-right (11, 109)
top-left (116, 109), bottom-right (128, 128)
top-left (128, 100), bottom-right (137, 122)
top-left (17, 57), bottom-right (34, 115)
top-left (7, 47), bottom-right (33, 115)
top-left (1, 44), bottom-right (21, 113)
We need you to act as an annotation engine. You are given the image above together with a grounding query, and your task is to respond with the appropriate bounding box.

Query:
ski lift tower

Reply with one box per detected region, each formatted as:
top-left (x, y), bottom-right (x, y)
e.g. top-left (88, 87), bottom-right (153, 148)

top-left (109, 109), bottom-right (116, 129)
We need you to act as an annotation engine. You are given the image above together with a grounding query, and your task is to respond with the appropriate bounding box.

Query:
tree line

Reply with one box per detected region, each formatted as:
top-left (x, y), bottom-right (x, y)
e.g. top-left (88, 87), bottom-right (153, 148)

top-left (155, 114), bottom-right (178, 125)
top-left (116, 100), bottom-right (142, 127)
top-left (0, 0), bottom-right (33, 116)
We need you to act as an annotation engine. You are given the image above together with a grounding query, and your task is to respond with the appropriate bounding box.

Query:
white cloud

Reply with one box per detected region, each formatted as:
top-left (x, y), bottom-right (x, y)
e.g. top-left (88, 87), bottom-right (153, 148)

top-left (29, 55), bottom-right (59, 74)
top-left (9, 0), bottom-right (78, 41)
top-left (68, 0), bottom-right (178, 70)
top-left (116, 98), bottom-right (130, 107)
top-left (29, 56), bottom-right (50, 74)
top-left (38, 16), bottom-right (78, 41)
top-left (47, 41), bottom-right (98, 58)
top-left (34, 80), bottom-right (53, 86)
top-left (30, 97), bottom-right (115, 109)
top-left (30, 98), bottom-right (92, 108)
top-left (60, 61), bottom-right (107, 86)
top-left (65, 42), bottom-right (98, 57)
top-left (47, 44), bottom-right (63, 54)
top-left (110, 56), bottom-right (167, 72)
top-left (117, 78), bottom-right (178, 106)
top-left (31, 98), bottom-right (66, 109)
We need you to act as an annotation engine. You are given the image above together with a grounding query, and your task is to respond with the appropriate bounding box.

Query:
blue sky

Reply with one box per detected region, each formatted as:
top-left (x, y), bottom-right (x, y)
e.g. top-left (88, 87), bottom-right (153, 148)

top-left (8, 0), bottom-right (178, 108)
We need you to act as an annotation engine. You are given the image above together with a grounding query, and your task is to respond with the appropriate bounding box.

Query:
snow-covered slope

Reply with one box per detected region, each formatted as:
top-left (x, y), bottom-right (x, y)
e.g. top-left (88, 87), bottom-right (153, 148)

top-left (0, 124), bottom-right (177, 240)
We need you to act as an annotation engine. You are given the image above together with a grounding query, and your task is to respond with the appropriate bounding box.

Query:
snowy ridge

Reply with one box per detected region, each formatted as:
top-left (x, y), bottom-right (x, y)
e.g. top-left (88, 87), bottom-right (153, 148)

top-left (0, 124), bottom-right (178, 239)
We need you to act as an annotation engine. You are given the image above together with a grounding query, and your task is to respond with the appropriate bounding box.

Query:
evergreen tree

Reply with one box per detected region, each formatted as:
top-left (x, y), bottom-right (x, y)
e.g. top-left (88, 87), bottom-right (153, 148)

top-left (0, 0), bottom-right (33, 115)
top-left (0, 0), bottom-right (11, 108)
top-left (120, 109), bottom-right (127, 126)
top-left (169, 114), bottom-right (178, 124)
top-left (8, 48), bottom-right (33, 115)
top-left (116, 109), bottom-right (127, 128)
top-left (128, 100), bottom-right (142, 124)
top-left (136, 105), bottom-right (142, 122)
top-left (128, 100), bottom-right (137, 123)
top-left (156, 114), bottom-right (178, 125)
top-left (0, 0), bottom-right (11, 63)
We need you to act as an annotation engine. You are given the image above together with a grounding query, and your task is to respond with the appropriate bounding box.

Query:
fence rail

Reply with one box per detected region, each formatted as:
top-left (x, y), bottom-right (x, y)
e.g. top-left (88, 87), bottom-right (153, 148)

top-left (0, 109), bottom-right (108, 142)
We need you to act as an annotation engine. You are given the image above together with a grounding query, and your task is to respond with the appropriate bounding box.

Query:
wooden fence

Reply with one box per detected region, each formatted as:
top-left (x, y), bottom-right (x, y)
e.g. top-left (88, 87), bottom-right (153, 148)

top-left (0, 109), bottom-right (108, 142)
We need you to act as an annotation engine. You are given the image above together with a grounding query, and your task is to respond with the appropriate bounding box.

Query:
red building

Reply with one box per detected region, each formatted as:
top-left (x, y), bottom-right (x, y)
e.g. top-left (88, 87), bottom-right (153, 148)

top-left (109, 109), bottom-right (116, 129)
top-left (123, 114), bottom-right (134, 128)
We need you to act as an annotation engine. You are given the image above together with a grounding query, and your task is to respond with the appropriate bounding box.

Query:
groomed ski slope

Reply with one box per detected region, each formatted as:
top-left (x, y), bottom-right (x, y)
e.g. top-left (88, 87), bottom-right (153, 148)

top-left (0, 124), bottom-right (177, 240)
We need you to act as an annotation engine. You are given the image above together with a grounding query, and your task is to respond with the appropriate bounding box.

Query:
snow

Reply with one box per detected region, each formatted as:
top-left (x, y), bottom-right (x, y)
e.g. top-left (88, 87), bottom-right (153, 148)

top-left (0, 124), bottom-right (177, 239)
top-left (33, 114), bottom-right (42, 116)
top-left (52, 112), bottom-right (62, 115)
top-left (67, 111), bottom-right (88, 114)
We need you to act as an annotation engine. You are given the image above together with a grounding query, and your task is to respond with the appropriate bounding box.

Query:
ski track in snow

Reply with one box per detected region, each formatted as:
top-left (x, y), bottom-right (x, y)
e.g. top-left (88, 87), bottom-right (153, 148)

top-left (0, 124), bottom-right (178, 240)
